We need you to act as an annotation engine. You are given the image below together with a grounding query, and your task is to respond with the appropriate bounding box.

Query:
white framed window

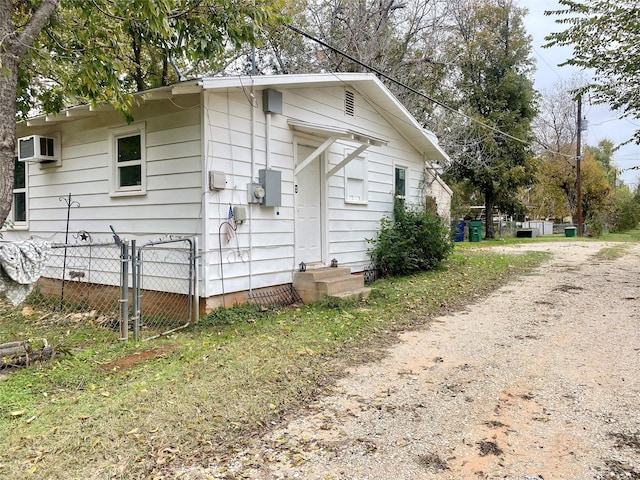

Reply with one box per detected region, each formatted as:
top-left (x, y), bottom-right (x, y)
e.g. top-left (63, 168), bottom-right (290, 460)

top-left (394, 165), bottom-right (407, 198)
top-left (110, 123), bottom-right (146, 195)
top-left (11, 156), bottom-right (28, 227)
top-left (344, 151), bottom-right (368, 204)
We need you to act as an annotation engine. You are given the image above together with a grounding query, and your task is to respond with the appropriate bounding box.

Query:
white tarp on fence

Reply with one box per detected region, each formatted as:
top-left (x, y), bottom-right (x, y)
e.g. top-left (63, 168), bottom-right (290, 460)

top-left (0, 241), bottom-right (50, 305)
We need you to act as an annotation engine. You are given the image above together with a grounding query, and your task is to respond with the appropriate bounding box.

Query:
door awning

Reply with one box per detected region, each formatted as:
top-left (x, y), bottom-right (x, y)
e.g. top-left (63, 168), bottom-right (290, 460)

top-left (289, 119), bottom-right (388, 178)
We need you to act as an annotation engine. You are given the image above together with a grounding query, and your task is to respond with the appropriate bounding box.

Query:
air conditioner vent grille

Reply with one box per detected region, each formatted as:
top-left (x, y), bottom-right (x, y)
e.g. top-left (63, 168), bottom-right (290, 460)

top-left (17, 134), bottom-right (60, 165)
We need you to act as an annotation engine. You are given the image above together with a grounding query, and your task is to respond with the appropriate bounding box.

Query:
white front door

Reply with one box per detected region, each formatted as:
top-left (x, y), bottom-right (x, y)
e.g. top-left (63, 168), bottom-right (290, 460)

top-left (295, 145), bottom-right (323, 265)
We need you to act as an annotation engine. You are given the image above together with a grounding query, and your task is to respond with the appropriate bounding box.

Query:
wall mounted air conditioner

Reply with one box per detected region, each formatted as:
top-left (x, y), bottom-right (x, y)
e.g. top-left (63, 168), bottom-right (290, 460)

top-left (18, 135), bottom-right (60, 163)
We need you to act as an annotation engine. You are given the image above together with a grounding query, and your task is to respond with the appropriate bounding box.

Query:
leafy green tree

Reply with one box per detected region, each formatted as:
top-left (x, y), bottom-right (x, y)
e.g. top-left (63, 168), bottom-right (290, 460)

top-left (584, 139), bottom-right (618, 186)
top-left (580, 149), bottom-right (611, 230)
top-left (545, 0), bottom-right (640, 145)
top-left (1, 0), bottom-right (283, 226)
top-left (529, 77), bottom-right (581, 221)
top-left (528, 157), bottom-right (573, 221)
top-left (529, 143), bottom-right (613, 229)
top-left (1, 0), bottom-right (57, 228)
top-left (607, 185), bottom-right (640, 233)
top-left (443, 0), bottom-right (537, 238)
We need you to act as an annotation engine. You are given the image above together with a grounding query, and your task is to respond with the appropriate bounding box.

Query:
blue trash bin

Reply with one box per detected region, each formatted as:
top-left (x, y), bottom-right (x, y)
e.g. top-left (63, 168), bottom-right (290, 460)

top-left (453, 221), bottom-right (466, 242)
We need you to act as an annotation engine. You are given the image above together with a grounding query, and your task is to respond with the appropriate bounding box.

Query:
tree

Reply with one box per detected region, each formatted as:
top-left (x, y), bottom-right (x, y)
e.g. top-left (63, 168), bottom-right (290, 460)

top-left (1, 1), bottom-right (283, 227)
top-left (532, 76), bottom-right (583, 157)
top-left (530, 79), bottom-right (617, 227)
top-left (264, 0), bottom-right (453, 127)
top-left (529, 147), bottom-right (611, 228)
top-left (442, 0), bottom-right (537, 238)
top-left (529, 77), bottom-right (580, 221)
top-left (545, 0), bottom-right (640, 145)
top-left (578, 149), bottom-right (611, 229)
top-left (584, 139), bottom-right (618, 186)
top-left (1, 0), bottom-right (58, 229)
top-left (608, 185), bottom-right (640, 233)
top-left (528, 158), bottom-right (573, 221)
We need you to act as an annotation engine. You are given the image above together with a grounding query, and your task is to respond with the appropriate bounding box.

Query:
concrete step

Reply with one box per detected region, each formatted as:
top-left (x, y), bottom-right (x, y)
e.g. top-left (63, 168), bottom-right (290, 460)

top-left (293, 267), bottom-right (351, 291)
top-left (317, 274), bottom-right (365, 295)
top-left (328, 287), bottom-right (372, 302)
top-left (294, 267), bottom-right (351, 282)
top-left (293, 267), bottom-right (367, 304)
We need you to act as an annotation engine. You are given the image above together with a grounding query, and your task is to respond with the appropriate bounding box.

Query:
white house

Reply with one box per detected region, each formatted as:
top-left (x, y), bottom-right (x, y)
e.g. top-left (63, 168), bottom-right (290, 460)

top-left (9, 73), bottom-right (452, 313)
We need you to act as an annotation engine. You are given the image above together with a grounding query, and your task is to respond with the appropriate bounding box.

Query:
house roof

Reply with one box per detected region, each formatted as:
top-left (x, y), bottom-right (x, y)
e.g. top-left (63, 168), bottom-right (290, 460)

top-left (198, 73), bottom-right (450, 165)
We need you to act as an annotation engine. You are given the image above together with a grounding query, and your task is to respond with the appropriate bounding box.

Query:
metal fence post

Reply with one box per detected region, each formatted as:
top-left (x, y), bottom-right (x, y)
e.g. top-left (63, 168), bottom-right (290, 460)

top-left (193, 236), bottom-right (199, 322)
top-left (119, 239), bottom-right (129, 341)
top-left (131, 239), bottom-right (139, 341)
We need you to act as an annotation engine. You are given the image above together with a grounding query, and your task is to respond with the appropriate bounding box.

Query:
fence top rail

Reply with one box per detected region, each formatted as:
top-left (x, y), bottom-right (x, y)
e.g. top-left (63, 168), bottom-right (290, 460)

top-left (137, 237), bottom-right (195, 250)
top-left (50, 242), bottom-right (118, 248)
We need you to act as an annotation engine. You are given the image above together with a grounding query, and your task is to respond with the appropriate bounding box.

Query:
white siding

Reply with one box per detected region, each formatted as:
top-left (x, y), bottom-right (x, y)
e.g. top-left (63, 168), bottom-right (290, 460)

top-left (8, 96), bottom-right (203, 244)
top-left (201, 83), bottom-right (451, 298)
top-left (202, 90), bottom-right (295, 298)
top-left (282, 86), bottom-right (437, 270)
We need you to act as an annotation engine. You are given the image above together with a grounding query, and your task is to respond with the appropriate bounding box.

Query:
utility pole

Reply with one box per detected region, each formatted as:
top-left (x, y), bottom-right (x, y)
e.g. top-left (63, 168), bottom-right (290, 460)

top-left (576, 95), bottom-right (583, 237)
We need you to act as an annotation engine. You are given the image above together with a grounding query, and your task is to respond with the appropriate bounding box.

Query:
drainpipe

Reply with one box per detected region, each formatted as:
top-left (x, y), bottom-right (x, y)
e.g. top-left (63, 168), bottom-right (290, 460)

top-left (248, 81), bottom-right (256, 297)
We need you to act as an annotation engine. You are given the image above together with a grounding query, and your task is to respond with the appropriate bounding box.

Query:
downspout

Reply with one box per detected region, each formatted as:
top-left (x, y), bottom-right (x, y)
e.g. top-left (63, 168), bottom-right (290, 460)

top-left (248, 81), bottom-right (256, 297)
top-left (200, 88), bottom-right (209, 309)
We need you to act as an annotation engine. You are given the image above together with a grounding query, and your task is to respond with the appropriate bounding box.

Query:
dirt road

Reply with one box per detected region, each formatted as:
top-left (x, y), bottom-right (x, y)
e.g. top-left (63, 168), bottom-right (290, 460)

top-left (181, 242), bottom-right (640, 479)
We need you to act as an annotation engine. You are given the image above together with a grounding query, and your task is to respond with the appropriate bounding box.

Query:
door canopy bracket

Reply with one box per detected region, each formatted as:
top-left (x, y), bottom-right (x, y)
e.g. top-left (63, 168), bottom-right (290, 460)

top-left (289, 119), bottom-right (387, 178)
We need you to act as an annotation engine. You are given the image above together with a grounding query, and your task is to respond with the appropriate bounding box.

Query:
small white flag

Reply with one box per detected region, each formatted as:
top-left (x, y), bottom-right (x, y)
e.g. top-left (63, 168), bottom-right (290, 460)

top-left (226, 206), bottom-right (236, 244)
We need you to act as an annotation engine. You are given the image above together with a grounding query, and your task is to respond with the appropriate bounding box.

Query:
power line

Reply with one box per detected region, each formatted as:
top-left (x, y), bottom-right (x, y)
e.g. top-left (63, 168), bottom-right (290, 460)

top-left (286, 25), bottom-right (531, 146)
top-left (531, 45), bottom-right (564, 82)
top-left (285, 23), bottom-right (576, 160)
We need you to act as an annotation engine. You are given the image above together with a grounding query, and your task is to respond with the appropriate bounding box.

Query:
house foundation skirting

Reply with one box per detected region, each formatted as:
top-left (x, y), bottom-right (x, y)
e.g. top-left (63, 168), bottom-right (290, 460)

top-left (203, 283), bottom-right (303, 312)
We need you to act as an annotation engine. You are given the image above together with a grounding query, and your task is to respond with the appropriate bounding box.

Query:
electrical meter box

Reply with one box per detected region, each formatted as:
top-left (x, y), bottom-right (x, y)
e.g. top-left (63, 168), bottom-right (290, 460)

top-left (259, 169), bottom-right (281, 207)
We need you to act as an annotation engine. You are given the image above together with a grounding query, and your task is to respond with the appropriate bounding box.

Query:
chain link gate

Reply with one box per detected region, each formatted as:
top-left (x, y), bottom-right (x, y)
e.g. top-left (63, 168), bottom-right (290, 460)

top-left (23, 239), bottom-right (125, 341)
top-left (131, 237), bottom-right (197, 341)
top-left (20, 234), bottom-right (197, 344)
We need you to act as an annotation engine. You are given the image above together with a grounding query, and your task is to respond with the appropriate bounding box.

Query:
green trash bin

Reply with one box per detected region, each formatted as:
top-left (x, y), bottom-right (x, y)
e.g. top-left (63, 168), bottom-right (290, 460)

top-left (469, 220), bottom-right (483, 242)
top-left (564, 226), bottom-right (577, 237)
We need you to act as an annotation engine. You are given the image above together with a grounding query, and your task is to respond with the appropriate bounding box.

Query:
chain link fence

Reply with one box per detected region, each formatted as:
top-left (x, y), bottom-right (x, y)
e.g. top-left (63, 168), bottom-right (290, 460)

top-left (21, 235), bottom-right (196, 344)
top-left (24, 241), bottom-right (123, 342)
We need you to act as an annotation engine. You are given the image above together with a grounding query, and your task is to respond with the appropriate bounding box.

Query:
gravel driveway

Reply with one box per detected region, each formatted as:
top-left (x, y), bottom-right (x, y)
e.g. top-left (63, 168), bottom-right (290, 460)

top-left (184, 242), bottom-right (640, 479)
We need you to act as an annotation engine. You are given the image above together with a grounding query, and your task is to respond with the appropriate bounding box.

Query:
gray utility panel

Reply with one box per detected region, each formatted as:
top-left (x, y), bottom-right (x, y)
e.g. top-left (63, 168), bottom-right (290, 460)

top-left (259, 169), bottom-right (282, 207)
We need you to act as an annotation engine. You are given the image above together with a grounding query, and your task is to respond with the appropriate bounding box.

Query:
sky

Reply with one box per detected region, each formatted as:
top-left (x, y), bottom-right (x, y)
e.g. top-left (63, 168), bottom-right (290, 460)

top-left (519, 0), bottom-right (640, 186)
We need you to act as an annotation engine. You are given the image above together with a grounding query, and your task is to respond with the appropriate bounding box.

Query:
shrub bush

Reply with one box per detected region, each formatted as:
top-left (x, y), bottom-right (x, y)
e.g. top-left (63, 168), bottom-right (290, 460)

top-left (586, 212), bottom-right (604, 237)
top-left (367, 198), bottom-right (454, 277)
top-left (609, 195), bottom-right (640, 233)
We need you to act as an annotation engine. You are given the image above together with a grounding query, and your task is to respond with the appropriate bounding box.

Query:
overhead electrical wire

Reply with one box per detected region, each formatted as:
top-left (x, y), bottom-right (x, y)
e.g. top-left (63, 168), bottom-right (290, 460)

top-left (531, 46), bottom-right (564, 83)
top-left (286, 23), bottom-right (577, 161)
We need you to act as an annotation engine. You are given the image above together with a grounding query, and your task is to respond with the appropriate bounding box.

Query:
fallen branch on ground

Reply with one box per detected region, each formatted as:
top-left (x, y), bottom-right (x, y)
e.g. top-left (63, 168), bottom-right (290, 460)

top-left (0, 339), bottom-right (54, 369)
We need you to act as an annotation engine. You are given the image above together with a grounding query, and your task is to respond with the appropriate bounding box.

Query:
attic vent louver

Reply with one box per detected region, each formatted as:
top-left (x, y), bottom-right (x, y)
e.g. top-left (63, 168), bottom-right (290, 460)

top-left (345, 90), bottom-right (355, 117)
